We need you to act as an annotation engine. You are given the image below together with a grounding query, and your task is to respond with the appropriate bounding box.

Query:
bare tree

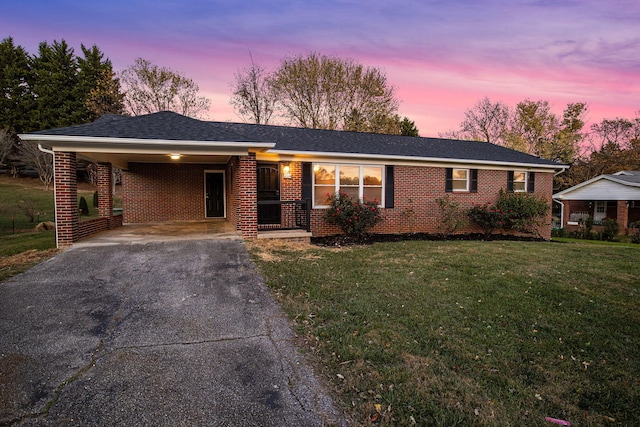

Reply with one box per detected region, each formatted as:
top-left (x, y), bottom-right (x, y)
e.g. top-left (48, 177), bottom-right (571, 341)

top-left (230, 54), bottom-right (276, 124)
top-left (120, 58), bottom-right (211, 118)
top-left (0, 127), bottom-right (14, 167)
top-left (443, 98), bottom-right (587, 164)
top-left (268, 52), bottom-right (398, 130)
top-left (16, 140), bottom-right (53, 190)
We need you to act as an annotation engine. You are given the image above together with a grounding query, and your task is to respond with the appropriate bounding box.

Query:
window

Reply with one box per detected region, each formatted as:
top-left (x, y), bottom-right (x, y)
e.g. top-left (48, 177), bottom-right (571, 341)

top-left (508, 171), bottom-right (535, 193)
top-left (446, 168), bottom-right (477, 192)
top-left (313, 163), bottom-right (383, 207)
top-left (513, 171), bottom-right (527, 192)
top-left (452, 169), bottom-right (469, 191)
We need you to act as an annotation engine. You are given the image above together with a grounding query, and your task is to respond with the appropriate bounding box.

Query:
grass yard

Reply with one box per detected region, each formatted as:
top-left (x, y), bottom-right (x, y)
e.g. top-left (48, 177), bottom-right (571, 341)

top-left (249, 239), bottom-right (640, 426)
top-left (0, 175), bottom-right (121, 236)
top-left (0, 175), bottom-right (119, 282)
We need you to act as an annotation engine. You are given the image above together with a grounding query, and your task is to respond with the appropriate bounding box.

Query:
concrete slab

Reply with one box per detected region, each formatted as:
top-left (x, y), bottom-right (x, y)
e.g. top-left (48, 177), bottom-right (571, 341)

top-left (0, 238), bottom-right (345, 426)
top-left (73, 219), bottom-right (240, 247)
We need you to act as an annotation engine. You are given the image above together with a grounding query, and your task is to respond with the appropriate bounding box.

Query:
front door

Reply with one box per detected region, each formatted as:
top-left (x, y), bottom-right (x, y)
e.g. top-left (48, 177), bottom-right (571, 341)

top-left (257, 163), bottom-right (281, 224)
top-left (205, 172), bottom-right (225, 217)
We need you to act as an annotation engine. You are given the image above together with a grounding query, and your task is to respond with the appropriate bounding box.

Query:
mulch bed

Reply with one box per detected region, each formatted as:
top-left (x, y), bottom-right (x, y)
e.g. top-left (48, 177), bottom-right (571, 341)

top-left (312, 233), bottom-right (545, 247)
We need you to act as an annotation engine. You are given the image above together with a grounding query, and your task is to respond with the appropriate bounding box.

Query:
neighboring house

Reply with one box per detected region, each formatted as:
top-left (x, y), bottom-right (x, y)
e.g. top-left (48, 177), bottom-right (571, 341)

top-left (553, 171), bottom-right (640, 235)
top-left (19, 111), bottom-right (565, 247)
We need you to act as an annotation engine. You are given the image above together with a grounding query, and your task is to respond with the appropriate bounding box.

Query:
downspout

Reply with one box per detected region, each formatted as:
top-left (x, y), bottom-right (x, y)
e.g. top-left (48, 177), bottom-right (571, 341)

top-left (38, 144), bottom-right (58, 248)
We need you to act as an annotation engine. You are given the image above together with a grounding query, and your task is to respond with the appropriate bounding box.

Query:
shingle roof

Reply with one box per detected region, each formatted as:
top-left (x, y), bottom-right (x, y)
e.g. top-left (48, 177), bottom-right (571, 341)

top-left (214, 121), bottom-right (561, 166)
top-left (610, 171), bottom-right (640, 184)
top-left (29, 111), bottom-right (562, 167)
top-left (33, 111), bottom-right (254, 142)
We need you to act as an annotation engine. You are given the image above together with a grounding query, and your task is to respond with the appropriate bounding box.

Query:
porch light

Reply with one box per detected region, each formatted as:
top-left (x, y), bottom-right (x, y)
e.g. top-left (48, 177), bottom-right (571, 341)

top-left (169, 153), bottom-right (181, 160)
top-left (282, 164), bottom-right (292, 179)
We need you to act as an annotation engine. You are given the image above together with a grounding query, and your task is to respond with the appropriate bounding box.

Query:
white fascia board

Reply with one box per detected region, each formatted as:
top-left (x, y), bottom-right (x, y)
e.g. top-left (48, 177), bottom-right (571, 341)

top-left (18, 134), bottom-right (275, 153)
top-left (266, 149), bottom-right (566, 171)
top-left (605, 176), bottom-right (640, 188)
top-left (553, 174), bottom-right (640, 200)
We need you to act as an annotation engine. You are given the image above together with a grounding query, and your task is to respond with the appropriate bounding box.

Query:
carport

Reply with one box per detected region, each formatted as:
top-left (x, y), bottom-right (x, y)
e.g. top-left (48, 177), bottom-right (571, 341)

top-left (19, 112), bottom-right (274, 247)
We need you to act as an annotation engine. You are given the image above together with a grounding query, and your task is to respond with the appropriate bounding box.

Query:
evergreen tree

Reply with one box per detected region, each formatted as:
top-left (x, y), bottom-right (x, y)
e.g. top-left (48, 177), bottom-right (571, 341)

top-left (400, 117), bottom-right (419, 136)
top-left (30, 39), bottom-right (82, 130)
top-left (78, 44), bottom-right (124, 120)
top-left (0, 37), bottom-right (34, 133)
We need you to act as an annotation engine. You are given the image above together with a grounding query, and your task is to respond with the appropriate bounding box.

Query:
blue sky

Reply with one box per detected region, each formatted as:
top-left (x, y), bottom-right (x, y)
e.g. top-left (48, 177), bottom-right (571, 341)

top-left (2, 0), bottom-right (638, 136)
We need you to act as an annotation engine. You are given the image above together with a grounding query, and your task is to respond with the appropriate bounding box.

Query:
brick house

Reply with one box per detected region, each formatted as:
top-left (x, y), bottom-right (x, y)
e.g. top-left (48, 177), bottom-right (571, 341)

top-left (19, 111), bottom-right (565, 247)
top-left (553, 171), bottom-right (640, 235)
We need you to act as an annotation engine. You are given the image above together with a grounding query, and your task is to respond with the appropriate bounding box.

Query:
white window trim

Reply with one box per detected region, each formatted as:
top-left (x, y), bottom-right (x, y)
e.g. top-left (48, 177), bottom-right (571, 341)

top-left (312, 163), bottom-right (384, 208)
top-left (452, 168), bottom-right (470, 192)
top-left (513, 171), bottom-right (527, 192)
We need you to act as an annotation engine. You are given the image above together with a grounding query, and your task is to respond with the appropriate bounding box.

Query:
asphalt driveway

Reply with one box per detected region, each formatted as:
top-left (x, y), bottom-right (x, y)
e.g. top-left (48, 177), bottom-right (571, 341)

top-left (0, 232), bottom-right (345, 426)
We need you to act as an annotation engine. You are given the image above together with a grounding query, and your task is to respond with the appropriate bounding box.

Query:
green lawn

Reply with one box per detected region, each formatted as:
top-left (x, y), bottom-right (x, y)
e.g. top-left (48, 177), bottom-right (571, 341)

top-left (0, 176), bottom-right (121, 236)
top-left (250, 239), bottom-right (640, 426)
top-left (0, 176), bottom-right (111, 282)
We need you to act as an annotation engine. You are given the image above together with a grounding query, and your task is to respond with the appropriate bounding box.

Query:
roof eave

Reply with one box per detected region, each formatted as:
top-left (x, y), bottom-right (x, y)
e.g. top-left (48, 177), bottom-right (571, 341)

top-left (18, 134), bottom-right (275, 153)
top-left (553, 174), bottom-right (640, 199)
top-left (267, 149), bottom-right (566, 170)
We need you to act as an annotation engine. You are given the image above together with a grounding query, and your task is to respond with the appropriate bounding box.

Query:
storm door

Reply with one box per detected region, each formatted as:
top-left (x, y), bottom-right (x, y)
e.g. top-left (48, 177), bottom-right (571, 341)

top-left (205, 172), bottom-right (225, 217)
top-left (257, 163), bottom-right (281, 224)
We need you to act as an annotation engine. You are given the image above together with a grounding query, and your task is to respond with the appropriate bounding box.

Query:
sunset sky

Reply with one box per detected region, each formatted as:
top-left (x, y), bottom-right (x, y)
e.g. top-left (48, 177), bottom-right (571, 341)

top-left (2, 0), bottom-right (638, 137)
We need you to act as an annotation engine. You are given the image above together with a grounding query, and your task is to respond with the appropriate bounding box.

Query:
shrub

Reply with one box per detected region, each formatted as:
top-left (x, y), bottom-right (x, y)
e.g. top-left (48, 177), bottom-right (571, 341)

top-left (78, 196), bottom-right (89, 215)
top-left (602, 218), bottom-right (619, 241)
top-left (468, 191), bottom-right (550, 237)
top-left (467, 203), bottom-right (506, 236)
top-left (495, 190), bottom-right (549, 234)
top-left (436, 195), bottom-right (467, 237)
top-left (632, 230), bottom-right (640, 244)
top-left (93, 190), bottom-right (99, 208)
top-left (325, 192), bottom-right (382, 237)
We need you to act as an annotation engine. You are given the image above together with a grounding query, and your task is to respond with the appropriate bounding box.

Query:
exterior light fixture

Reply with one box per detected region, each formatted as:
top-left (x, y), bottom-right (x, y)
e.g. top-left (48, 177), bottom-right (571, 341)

top-left (169, 154), bottom-right (181, 160)
top-left (282, 163), bottom-right (292, 179)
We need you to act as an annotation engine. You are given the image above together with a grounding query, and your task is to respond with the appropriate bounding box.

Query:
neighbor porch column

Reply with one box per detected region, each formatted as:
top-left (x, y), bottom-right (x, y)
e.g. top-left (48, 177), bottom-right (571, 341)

top-left (54, 152), bottom-right (78, 247)
top-left (617, 200), bottom-right (629, 234)
top-left (237, 153), bottom-right (257, 239)
top-left (562, 200), bottom-right (571, 227)
top-left (97, 162), bottom-right (114, 227)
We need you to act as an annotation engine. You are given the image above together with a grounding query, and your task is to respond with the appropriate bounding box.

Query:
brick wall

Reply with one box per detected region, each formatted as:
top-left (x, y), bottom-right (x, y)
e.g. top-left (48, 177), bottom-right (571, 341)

top-left (305, 165), bottom-right (555, 240)
top-left (121, 163), bottom-right (225, 223)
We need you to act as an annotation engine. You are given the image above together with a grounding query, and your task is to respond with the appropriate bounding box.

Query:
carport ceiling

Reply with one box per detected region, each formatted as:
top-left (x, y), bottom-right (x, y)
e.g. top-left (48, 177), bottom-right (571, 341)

top-left (77, 152), bottom-right (234, 169)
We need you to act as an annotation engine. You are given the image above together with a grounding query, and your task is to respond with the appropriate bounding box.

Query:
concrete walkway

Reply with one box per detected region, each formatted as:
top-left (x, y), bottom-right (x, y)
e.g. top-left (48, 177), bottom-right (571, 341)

top-left (0, 226), bottom-right (345, 426)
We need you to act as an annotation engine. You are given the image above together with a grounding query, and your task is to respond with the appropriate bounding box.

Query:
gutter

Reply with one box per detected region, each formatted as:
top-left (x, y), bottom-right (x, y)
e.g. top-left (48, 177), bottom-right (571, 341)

top-left (37, 144), bottom-right (59, 248)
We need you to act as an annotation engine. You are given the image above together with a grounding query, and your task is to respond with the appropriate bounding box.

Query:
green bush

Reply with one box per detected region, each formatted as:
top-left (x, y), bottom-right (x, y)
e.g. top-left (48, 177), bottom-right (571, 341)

top-left (93, 190), bottom-right (98, 208)
top-left (436, 195), bottom-right (467, 237)
top-left (78, 196), bottom-right (89, 215)
top-left (467, 203), bottom-right (506, 236)
top-left (468, 190), bottom-right (550, 237)
top-left (496, 190), bottom-right (549, 234)
top-left (602, 218), bottom-right (619, 241)
top-left (325, 191), bottom-right (382, 237)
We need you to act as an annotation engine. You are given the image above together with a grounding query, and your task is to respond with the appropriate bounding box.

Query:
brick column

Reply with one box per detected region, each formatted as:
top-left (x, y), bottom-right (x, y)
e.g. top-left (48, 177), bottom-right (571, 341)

top-left (238, 153), bottom-right (257, 239)
top-left (617, 200), bottom-right (629, 233)
top-left (54, 152), bottom-right (78, 246)
top-left (97, 162), bottom-right (113, 227)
